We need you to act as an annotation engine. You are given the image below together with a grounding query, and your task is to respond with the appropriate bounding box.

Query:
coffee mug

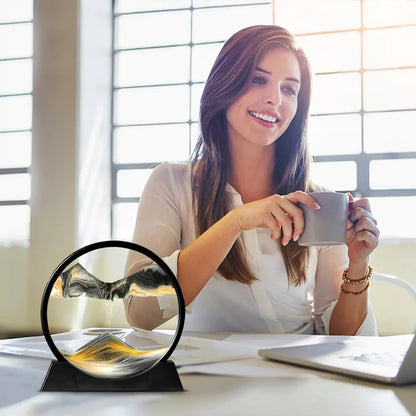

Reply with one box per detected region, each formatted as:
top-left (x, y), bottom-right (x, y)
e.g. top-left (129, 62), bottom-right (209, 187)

top-left (298, 192), bottom-right (350, 246)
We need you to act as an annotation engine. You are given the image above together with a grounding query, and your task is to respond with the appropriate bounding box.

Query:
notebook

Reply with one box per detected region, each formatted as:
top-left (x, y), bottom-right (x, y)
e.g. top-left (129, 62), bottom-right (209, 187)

top-left (258, 334), bottom-right (416, 385)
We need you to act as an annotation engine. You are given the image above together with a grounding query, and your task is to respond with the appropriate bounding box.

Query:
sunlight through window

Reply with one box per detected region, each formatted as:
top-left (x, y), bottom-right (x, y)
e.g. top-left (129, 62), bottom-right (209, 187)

top-left (275, 0), bottom-right (416, 239)
top-left (0, 0), bottom-right (33, 246)
top-left (112, 0), bottom-right (273, 240)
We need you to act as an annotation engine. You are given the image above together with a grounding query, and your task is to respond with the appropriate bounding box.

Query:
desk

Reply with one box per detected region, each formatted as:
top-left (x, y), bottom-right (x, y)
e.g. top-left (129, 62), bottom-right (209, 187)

top-left (1, 333), bottom-right (416, 416)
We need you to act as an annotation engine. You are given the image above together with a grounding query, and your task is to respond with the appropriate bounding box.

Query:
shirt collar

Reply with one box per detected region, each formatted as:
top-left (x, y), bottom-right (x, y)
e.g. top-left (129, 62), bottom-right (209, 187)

top-left (225, 182), bottom-right (240, 196)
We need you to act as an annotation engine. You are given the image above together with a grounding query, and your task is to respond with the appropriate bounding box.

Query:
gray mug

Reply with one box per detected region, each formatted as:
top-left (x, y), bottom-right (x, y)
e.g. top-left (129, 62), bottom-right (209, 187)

top-left (298, 192), bottom-right (350, 246)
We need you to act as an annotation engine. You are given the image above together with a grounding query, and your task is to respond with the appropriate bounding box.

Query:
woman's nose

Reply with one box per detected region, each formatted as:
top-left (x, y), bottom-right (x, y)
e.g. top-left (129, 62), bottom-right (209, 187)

top-left (265, 85), bottom-right (282, 106)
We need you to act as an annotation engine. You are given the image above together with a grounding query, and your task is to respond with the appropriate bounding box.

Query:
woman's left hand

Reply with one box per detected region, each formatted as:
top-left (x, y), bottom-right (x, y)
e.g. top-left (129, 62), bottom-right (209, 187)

top-left (346, 198), bottom-right (380, 262)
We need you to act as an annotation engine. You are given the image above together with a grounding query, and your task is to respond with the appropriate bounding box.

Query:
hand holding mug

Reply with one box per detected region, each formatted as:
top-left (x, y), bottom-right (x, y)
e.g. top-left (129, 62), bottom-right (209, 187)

top-left (298, 192), bottom-right (379, 260)
top-left (346, 197), bottom-right (379, 262)
top-left (232, 191), bottom-right (320, 245)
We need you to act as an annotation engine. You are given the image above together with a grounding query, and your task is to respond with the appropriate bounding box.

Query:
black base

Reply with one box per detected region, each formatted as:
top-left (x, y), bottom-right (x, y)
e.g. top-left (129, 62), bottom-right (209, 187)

top-left (41, 360), bottom-right (183, 392)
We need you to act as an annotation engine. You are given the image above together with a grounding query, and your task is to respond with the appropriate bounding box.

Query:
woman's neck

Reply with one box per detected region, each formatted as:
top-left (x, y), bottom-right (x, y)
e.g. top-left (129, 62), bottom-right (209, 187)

top-left (229, 144), bottom-right (275, 203)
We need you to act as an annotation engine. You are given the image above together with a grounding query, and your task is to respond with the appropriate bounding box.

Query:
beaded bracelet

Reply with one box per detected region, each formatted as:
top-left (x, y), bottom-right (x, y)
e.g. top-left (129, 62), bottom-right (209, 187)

top-left (342, 265), bottom-right (373, 285)
top-left (341, 282), bottom-right (370, 295)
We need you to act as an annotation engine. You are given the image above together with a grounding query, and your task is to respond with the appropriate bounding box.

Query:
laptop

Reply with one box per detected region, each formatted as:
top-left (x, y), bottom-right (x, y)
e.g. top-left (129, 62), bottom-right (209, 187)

top-left (258, 334), bottom-right (416, 385)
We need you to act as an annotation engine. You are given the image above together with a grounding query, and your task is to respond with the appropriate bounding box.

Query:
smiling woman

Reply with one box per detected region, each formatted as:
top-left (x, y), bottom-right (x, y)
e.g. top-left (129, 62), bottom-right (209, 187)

top-left (125, 25), bottom-right (380, 337)
top-left (190, 26), bottom-right (313, 285)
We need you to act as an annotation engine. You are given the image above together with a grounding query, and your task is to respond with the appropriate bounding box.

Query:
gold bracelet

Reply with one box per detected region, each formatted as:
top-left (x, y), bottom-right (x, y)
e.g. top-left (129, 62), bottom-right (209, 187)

top-left (341, 282), bottom-right (370, 295)
top-left (342, 265), bottom-right (373, 285)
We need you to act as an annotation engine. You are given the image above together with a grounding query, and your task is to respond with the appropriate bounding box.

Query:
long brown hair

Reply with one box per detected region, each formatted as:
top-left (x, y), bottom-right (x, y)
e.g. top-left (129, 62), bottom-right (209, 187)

top-left (191, 25), bottom-right (313, 286)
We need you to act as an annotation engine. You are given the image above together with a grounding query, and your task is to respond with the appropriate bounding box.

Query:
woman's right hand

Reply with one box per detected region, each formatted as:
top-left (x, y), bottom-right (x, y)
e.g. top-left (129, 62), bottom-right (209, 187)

top-left (230, 191), bottom-right (320, 245)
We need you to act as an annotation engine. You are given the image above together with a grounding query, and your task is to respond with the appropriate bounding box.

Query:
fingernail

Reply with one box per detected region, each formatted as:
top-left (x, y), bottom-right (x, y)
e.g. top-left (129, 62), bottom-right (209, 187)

top-left (314, 202), bottom-right (321, 209)
top-left (293, 234), bottom-right (299, 242)
top-left (282, 240), bottom-right (288, 246)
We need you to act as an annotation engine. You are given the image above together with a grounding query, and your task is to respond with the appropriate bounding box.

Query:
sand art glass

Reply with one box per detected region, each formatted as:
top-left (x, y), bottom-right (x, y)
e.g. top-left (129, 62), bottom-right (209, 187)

top-left (40, 241), bottom-right (185, 391)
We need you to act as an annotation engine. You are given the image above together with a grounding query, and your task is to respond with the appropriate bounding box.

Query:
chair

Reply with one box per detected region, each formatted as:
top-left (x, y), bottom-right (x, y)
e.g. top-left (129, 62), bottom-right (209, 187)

top-left (371, 272), bottom-right (416, 334)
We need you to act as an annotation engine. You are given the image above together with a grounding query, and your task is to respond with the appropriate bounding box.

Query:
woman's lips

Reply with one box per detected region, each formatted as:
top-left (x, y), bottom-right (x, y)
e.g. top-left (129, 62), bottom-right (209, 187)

top-left (248, 111), bottom-right (280, 128)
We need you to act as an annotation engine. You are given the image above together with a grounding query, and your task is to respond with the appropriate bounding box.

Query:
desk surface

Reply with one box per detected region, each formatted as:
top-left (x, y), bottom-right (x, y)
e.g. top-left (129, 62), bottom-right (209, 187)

top-left (0, 333), bottom-right (415, 416)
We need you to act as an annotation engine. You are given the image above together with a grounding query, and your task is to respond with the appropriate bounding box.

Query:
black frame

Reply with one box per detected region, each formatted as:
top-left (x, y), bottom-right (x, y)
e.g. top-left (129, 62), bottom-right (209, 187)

top-left (40, 239), bottom-right (185, 380)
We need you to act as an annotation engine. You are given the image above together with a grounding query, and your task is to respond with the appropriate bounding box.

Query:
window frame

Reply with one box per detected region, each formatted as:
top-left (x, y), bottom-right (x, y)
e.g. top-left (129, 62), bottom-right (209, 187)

top-left (110, 1), bottom-right (273, 237)
top-left (110, 0), bottom-right (416, 240)
top-left (291, 1), bottom-right (416, 198)
top-left (0, 14), bottom-right (33, 244)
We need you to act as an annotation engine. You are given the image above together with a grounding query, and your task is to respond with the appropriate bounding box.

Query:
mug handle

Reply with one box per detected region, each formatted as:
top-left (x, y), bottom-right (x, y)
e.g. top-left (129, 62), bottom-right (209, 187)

top-left (347, 193), bottom-right (355, 231)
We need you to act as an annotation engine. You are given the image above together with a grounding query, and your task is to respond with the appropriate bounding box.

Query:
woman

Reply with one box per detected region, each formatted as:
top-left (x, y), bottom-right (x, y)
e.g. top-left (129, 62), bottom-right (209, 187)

top-left (125, 25), bottom-right (379, 335)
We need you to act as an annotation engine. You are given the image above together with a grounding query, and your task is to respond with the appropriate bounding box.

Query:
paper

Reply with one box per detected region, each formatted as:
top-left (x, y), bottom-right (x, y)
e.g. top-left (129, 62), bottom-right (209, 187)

top-left (0, 335), bottom-right (54, 360)
top-left (172, 335), bottom-right (254, 366)
top-left (3, 331), bottom-right (408, 379)
top-left (174, 334), bottom-right (359, 377)
top-left (223, 333), bottom-right (405, 349)
top-left (178, 334), bottom-right (416, 377)
top-left (0, 330), bottom-right (254, 367)
top-left (178, 357), bottom-right (317, 378)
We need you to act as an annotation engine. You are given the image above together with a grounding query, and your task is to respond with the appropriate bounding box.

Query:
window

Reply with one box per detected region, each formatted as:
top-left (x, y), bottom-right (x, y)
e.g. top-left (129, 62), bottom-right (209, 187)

top-left (112, 0), bottom-right (273, 240)
top-left (0, 0), bottom-right (33, 246)
top-left (112, 0), bottom-right (415, 240)
top-left (275, 0), bottom-right (416, 239)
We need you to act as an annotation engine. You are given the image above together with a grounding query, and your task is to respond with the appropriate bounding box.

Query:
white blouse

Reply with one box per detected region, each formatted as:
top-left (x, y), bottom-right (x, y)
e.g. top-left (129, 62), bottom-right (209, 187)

top-left (125, 162), bottom-right (377, 335)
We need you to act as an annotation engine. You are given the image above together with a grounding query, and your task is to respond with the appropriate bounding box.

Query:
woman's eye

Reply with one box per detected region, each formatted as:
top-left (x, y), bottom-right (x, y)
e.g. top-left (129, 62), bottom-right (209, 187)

top-left (252, 76), bottom-right (266, 85)
top-left (283, 86), bottom-right (298, 96)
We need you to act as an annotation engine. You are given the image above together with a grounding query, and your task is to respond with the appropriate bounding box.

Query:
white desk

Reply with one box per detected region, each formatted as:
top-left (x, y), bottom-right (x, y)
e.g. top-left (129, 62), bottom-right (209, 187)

top-left (1, 333), bottom-right (415, 416)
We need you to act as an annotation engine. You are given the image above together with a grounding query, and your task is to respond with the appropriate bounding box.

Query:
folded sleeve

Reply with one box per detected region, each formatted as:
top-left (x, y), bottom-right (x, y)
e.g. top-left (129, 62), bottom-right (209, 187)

top-left (313, 244), bottom-right (378, 336)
